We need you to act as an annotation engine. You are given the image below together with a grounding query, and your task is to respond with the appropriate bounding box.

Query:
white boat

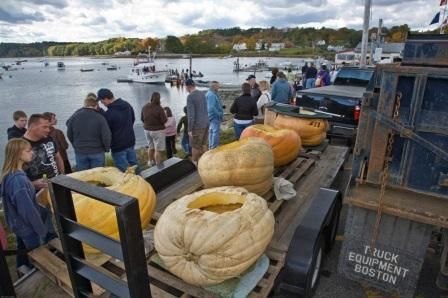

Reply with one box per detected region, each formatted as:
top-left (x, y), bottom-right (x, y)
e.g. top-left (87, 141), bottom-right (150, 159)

top-left (57, 62), bottom-right (65, 70)
top-left (128, 48), bottom-right (168, 84)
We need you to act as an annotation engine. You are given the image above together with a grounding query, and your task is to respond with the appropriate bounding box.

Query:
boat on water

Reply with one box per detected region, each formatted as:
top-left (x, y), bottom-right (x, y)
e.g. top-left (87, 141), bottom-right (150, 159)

top-left (80, 68), bottom-right (94, 72)
top-left (106, 65), bottom-right (118, 71)
top-left (57, 62), bottom-right (65, 70)
top-left (233, 58), bottom-right (270, 72)
top-left (128, 48), bottom-right (168, 84)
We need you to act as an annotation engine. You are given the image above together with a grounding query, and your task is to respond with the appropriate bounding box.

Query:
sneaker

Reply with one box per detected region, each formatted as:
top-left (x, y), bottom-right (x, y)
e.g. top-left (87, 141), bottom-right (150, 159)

top-left (147, 160), bottom-right (155, 167)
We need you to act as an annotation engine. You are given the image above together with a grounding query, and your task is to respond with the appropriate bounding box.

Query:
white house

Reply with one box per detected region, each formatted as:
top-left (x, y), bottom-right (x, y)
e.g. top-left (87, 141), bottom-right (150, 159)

top-left (316, 40), bottom-right (326, 46)
top-left (114, 50), bottom-right (132, 56)
top-left (269, 43), bottom-right (285, 52)
top-left (232, 43), bottom-right (247, 51)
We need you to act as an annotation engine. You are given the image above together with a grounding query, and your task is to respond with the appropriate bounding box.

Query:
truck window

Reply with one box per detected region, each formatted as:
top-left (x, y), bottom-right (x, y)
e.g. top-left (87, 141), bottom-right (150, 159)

top-left (334, 68), bottom-right (374, 87)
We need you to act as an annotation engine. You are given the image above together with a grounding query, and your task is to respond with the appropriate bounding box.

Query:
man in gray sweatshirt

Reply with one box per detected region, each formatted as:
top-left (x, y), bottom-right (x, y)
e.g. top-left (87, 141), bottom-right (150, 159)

top-left (185, 79), bottom-right (209, 163)
top-left (66, 95), bottom-right (112, 170)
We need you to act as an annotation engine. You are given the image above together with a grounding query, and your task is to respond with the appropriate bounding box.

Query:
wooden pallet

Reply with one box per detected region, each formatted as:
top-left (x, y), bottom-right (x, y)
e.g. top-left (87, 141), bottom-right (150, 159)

top-left (28, 156), bottom-right (316, 298)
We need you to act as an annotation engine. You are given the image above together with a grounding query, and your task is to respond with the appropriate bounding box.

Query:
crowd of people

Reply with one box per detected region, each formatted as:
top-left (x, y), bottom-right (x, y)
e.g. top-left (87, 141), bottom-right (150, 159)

top-left (0, 61), bottom-right (336, 274)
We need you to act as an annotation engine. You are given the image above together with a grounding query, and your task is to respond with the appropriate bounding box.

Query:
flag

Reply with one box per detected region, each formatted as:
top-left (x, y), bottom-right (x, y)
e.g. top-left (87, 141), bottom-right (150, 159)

top-left (441, 0), bottom-right (447, 6)
top-left (430, 12), bottom-right (440, 25)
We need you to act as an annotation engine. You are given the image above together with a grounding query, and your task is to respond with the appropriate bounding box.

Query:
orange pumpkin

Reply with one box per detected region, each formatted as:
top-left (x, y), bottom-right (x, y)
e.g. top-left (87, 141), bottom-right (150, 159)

top-left (273, 114), bottom-right (328, 146)
top-left (240, 124), bottom-right (301, 167)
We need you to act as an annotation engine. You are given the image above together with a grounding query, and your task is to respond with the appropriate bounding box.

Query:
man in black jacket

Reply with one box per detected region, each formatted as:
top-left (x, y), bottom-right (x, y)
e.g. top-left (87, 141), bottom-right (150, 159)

top-left (97, 88), bottom-right (137, 172)
top-left (66, 95), bottom-right (111, 171)
top-left (7, 110), bottom-right (27, 139)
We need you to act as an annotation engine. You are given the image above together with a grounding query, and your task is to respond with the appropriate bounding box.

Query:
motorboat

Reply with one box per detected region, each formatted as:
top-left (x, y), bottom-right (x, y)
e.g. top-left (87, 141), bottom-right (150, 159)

top-left (106, 65), bottom-right (118, 70)
top-left (57, 62), bottom-right (65, 70)
top-left (80, 68), bottom-right (94, 72)
top-left (233, 58), bottom-right (270, 72)
top-left (128, 47), bottom-right (168, 84)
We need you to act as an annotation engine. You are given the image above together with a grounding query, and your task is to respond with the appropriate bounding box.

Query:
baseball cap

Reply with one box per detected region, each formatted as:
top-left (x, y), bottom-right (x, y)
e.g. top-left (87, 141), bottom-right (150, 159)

top-left (185, 78), bottom-right (195, 86)
top-left (246, 74), bottom-right (256, 80)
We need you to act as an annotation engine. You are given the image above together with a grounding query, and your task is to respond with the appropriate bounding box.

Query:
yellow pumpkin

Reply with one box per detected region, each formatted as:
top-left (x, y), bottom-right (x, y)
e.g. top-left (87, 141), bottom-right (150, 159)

top-left (198, 138), bottom-right (274, 195)
top-left (63, 167), bottom-right (156, 254)
top-left (273, 114), bottom-right (328, 146)
top-left (154, 186), bottom-right (275, 286)
top-left (240, 124), bottom-right (301, 167)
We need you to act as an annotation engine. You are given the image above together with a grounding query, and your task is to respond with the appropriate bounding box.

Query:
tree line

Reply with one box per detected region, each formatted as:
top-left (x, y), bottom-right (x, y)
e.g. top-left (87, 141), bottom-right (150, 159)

top-left (0, 24), bottom-right (426, 58)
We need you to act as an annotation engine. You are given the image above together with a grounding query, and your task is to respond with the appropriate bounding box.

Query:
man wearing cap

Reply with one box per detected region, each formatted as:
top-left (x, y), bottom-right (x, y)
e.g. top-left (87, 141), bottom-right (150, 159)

top-left (96, 88), bottom-right (138, 172)
top-left (206, 81), bottom-right (223, 150)
top-left (185, 79), bottom-right (209, 163)
top-left (247, 74), bottom-right (262, 101)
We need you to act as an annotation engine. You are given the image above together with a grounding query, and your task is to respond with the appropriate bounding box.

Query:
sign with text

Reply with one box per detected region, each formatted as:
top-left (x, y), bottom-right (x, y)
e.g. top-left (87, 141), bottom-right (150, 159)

top-left (338, 206), bottom-right (432, 298)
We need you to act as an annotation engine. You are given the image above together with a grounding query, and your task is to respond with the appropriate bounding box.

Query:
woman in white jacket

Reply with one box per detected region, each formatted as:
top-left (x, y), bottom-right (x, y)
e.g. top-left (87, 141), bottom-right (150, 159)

top-left (255, 80), bottom-right (271, 124)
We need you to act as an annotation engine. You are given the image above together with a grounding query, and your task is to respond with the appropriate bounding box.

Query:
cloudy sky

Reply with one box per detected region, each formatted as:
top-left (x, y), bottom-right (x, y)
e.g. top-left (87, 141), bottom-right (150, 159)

top-left (0, 0), bottom-right (444, 43)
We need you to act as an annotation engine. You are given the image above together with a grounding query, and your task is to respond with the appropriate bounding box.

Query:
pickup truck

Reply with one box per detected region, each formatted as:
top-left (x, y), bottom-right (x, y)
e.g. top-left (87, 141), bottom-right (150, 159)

top-left (296, 66), bottom-right (375, 145)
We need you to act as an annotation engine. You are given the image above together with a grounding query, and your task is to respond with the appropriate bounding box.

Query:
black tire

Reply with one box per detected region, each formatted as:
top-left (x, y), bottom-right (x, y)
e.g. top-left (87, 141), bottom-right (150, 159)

top-left (325, 198), bottom-right (342, 252)
top-left (304, 236), bottom-right (325, 297)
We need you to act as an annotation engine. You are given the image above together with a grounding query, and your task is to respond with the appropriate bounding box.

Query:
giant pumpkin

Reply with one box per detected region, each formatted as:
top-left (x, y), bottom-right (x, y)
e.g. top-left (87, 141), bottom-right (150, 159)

top-left (240, 124), bottom-right (301, 167)
top-left (154, 186), bottom-right (275, 286)
top-left (57, 167), bottom-right (156, 254)
top-left (198, 138), bottom-right (274, 195)
top-left (273, 114), bottom-right (328, 146)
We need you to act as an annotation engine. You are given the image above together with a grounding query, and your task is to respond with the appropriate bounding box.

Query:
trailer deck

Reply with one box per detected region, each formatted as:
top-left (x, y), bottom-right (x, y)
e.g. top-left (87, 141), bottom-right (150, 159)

top-left (14, 144), bottom-right (349, 297)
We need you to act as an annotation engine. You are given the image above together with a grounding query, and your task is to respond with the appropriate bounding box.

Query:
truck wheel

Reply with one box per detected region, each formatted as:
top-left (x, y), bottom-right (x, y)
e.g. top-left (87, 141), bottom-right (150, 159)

top-left (325, 198), bottom-right (342, 252)
top-left (304, 236), bottom-right (325, 297)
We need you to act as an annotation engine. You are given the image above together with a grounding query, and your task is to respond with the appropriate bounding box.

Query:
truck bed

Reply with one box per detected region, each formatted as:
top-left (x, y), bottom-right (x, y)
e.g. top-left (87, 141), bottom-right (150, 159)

top-left (14, 145), bottom-right (349, 297)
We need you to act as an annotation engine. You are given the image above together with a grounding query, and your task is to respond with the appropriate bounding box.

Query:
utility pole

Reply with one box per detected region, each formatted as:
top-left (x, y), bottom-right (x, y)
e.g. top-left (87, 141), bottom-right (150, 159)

top-left (360, 0), bottom-right (372, 67)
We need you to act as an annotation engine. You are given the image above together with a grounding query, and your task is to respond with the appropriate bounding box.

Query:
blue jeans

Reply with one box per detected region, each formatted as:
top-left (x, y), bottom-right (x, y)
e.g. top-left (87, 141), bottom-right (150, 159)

top-left (181, 134), bottom-right (191, 155)
top-left (234, 121), bottom-right (254, 140)
top-left (111, 147), bottom-right (138, 172)
top-left (209, 119), bottom-right (221, 149)
top-left (16, 233), bottom-right (42, 269)
top-left (305, 78), bottom-right (316, 89)
top-left (75, 152), bottom-right (105, 171)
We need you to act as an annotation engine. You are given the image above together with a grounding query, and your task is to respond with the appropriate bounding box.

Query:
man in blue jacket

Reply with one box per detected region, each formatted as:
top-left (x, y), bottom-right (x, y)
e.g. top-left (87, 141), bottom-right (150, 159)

top-left (97, 88), bottom-right (137, 172)
top-left (271, 72), bottom-right (292, 104)
top-left (206, 81), bottom-right (224, 149)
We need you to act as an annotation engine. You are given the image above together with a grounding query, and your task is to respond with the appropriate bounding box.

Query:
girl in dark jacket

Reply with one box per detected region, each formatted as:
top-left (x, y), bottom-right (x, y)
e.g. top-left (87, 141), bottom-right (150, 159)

top-left (1, 138), bottom-right (47, 270)
top-left (230, 82), bottom-right (258, 139)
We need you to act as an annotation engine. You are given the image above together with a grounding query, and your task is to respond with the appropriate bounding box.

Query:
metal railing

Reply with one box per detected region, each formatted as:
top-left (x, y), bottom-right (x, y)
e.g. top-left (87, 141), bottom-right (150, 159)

top-left (49, 175), bottom-right (151, 298)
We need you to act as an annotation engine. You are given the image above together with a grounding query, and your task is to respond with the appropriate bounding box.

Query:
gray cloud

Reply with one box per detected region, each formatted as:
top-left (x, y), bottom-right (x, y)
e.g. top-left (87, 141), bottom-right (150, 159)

top-left (116, 20), bottom-right (137, 31)
top-left (17, 0), bottom-right (69, 9)
top-left (0, 8), bottom-right (45, 24)
top-left (251, 0), bottom-right (328, 8)
top-left (82, 16), bottom-right (107, 26)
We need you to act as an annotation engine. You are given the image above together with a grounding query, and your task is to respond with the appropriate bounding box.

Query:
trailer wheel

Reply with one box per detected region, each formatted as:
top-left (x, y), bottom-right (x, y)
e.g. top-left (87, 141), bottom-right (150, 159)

top-left (325, 198), bottom-right (342, 252)
top-left (304, 236), bottom-right (325, 297)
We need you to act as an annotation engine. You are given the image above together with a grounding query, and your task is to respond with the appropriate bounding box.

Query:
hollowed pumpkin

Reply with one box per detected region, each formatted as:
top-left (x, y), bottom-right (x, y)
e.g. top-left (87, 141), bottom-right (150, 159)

top-left (154, 186), bottom-right (275, 286)
top-left (65, 167), bottom-right (156, 254)
top-left (240, 124), bottom-right (301, 167)
top-left (273, 114), bottom-right (328, 146)
top-left (198, 138), bottom-right (274, 195)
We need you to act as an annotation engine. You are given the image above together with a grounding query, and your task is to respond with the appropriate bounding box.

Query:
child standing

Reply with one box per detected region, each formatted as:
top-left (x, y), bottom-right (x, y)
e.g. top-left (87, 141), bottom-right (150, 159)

top-left (164, 107), bottom-right (177, 159)
top-left (1, 138), bottom-right (48, 270)
top-left (176, 106), bottom-right (191, 157)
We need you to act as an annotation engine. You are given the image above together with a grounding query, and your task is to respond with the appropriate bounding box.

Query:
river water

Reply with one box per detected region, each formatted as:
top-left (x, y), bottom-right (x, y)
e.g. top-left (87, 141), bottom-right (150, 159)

top-left (0, 56), bottom-right (311, 164)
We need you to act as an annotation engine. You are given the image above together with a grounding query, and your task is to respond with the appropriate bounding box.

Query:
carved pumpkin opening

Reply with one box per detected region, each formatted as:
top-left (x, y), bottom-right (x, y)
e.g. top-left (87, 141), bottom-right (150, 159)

top-left (187, 192), bottom-right (245, 214)
top-left (86, 181), bottom-right (110, 187)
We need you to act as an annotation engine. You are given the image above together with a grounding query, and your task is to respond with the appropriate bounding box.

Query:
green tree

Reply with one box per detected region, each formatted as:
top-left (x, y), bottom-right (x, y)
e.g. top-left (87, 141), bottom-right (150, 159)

top-left (165, 35), bottom-right (184, 53)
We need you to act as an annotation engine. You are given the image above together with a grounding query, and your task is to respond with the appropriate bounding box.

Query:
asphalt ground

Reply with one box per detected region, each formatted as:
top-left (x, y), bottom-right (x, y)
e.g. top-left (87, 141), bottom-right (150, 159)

top-left (314, 147), bottom-right (448, 298)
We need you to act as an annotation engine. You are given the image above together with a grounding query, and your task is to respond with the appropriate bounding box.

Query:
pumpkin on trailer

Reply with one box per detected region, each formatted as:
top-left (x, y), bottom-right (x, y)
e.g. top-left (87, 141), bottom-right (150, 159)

top-left (273, 114), bottom-right (328, 146)
top-left (61, 167), bottom-right (156, 254)
top-left (198, 137), bottom-right (274, 195)
top-left (154, 186), bottom-right (275, 286)
top-left (240, 124), bottom-right (301, 167)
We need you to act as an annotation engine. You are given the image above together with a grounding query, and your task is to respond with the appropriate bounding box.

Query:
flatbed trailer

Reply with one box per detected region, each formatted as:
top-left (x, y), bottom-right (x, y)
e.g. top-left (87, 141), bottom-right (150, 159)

top-left (7, 141), bottom-right (348, 298)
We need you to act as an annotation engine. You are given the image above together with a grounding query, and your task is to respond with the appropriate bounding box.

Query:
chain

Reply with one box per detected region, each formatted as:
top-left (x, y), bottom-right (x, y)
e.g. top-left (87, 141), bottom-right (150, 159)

top-left (370, 92), bottom-right (402, 252)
